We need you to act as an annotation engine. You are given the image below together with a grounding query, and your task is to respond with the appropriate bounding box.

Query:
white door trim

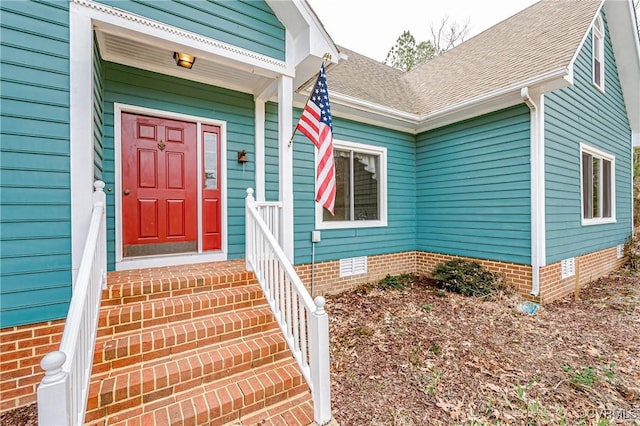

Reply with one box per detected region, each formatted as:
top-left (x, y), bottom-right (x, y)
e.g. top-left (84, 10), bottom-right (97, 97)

top-left (114, 103), bottom-right (228, 271)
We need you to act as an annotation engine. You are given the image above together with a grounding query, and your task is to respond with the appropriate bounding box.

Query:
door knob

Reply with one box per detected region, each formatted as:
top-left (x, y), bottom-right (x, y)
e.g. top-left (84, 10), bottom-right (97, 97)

top-left (123, 189), bottom-right (130, 196)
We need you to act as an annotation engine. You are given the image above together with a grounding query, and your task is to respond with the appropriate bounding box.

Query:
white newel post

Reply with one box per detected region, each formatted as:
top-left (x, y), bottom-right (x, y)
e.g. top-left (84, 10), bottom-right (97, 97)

top-left (93, 181), bottom-right (107, 289)
top-left (246, 188), bottom-right (255, 271)
top-left (309, 296), bottom-right (332, 424)
top-left (38, 351), bottom-right (70, 426)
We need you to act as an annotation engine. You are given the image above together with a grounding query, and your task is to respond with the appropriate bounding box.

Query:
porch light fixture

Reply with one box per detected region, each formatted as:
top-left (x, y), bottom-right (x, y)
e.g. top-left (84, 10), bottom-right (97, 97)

top-left (173, 52), bottom-right (196, 69)
top-left (237, 150), bottom-right (248, 164)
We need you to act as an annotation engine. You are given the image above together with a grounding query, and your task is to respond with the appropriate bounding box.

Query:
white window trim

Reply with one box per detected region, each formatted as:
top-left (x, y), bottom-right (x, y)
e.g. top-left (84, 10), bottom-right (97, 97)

top-left (315, 139), bottom-right (387, 229)
top-left (592, 14), bottom-right (605, 93)
top-left (580, 143), bottom-right (616, 226)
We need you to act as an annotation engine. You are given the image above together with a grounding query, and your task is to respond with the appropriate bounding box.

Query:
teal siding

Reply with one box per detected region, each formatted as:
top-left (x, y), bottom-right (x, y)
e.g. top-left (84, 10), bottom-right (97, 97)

top-left (102, 62), bottom-right (256, 270)
top-left (98, 0), bottom-right (285, 61)
top-left (93, 37), bottom-right (104, 180)
top-left (293, 116), bottom-right (416, 264)
top-left (544, 12), bottom-right (632, 264)
top-left (416, 105), bottom-right (532, 264)
top-left (0, 0), bottom-right (72, 327)
top-left (264, 102), bottom-right (279, 200)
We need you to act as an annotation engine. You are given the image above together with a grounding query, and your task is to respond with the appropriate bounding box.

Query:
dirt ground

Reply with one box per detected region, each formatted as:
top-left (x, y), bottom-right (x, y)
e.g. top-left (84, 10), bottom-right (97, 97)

top-left (327, 273), bottom-right (640, 425)
top-left (2, 273), bottom-right (638, 426)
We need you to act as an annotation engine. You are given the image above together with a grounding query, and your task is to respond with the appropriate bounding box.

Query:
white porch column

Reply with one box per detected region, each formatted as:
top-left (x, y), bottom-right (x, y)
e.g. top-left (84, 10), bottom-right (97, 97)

top-left (278, 76), bottom-right (294, 262)
top-left (254, 99), bottom-right (266, 202)
top-left (69, 4), bottom-right (95, 286)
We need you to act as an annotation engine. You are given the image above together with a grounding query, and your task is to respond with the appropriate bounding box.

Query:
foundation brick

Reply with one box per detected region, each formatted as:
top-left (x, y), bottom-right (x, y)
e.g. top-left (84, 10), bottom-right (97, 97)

top-left (539, 246), bottom-right (624, 304)
top-left (295, 246), bottom-right (623, 305)
top-left (0, 319), bottom-right (65, 414)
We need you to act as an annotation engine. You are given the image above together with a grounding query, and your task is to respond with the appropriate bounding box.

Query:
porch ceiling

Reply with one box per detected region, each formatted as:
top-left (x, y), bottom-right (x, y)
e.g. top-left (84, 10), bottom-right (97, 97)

top-left (95, 27), bottom-right (278, 97)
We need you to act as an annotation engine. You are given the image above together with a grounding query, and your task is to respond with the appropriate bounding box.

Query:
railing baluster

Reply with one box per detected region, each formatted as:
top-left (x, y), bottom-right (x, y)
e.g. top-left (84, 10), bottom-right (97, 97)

top-left (245, 188), bottom-right (331, 425)
top-left (285, 277), bottom-right (292, 339)
top-left (38, 181), bottom-right (106, 426)
top-left (300, 298), bottom-right (308, 368)
top-left (292, 292), bottom-right (300, 353)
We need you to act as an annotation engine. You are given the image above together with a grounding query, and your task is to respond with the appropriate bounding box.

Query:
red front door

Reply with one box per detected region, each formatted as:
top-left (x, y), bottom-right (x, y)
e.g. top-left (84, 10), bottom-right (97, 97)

top-left (122, 113), bottom-right (197, 257)
top-left (202, 124), bottom-right (222, 250)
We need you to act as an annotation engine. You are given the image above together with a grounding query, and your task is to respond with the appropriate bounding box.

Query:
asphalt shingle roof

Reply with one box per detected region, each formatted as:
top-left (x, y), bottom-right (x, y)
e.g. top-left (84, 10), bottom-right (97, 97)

top-left (325, 0), bottom-right (603, 116)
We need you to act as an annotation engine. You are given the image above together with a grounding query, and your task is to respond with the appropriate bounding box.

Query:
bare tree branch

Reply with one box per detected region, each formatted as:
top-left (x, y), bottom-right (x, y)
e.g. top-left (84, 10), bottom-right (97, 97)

top-left (385, 17), bottom-right (470, 71)
top-left (430, 16), bottom-right (470, 55)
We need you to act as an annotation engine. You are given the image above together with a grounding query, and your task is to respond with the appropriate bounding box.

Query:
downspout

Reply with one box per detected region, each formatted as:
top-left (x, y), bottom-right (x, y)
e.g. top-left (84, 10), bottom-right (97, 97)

top-left (521, 87), bottom-right (545, 297)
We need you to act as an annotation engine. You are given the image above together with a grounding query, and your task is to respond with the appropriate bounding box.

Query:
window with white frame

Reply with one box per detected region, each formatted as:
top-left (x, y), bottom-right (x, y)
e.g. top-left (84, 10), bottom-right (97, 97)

top-left (317, 140), bottom-right (387, 228)
top-left (592, 14), bottom-right (605, 91)
top-left (581, 144), bottom-right (615, 224)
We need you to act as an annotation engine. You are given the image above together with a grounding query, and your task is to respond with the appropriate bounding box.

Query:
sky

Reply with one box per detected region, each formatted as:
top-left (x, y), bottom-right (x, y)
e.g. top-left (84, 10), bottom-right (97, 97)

top-left (305, 0), bottom-right (539, 62)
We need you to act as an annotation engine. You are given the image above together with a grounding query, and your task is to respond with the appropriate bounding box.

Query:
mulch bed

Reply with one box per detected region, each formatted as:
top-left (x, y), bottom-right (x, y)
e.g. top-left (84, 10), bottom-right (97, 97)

top-left (327, 273), bottom-right (640, 425)
top-left (3, 274), bottom-right (638, 425)
top-left (0, 403), bottom-right (37, 426)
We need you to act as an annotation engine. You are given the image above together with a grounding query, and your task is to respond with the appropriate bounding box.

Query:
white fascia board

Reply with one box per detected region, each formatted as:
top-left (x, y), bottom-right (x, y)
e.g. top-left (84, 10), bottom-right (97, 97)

top-left (604, 0), bottom-right (640, 134)
top-left (268, 0), bottom-right (341, 89)
top-left (417, 92), bottom-right (524, 133)
top-left (328, 103), bottom-right (421, 135)
top-left (74, 0), bottom-right (291, 77)
top-left (292, 92), bottom-right (421, 134)
top-left (311, 68), bottom-right (571, 135)
top-left (328, 93), bottom-right (421, 125)
top-left (269, 0), bottom-right (340, 63)
top-left (417, 67), bottom-right (570, 132)
top-left (568, 0), bottom-right (605, 70)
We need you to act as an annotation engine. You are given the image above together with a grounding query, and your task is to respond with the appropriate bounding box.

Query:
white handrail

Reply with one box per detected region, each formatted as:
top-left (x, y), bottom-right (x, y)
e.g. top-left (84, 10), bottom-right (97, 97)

top-left (37, 181), bottom-right (107, 426)
top-left (245, 188), bottom-right (332, 425)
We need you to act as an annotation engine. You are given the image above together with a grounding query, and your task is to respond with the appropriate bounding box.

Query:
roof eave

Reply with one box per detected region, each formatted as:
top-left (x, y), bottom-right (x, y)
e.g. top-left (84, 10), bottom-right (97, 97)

top-left (603, 0), bottom-right (640, 134)
top-left (321, 68), bottom-right (572, 134)
top-left (266, 0), bottom-right (342, 90)
top-left (416, 68), bottom-right (572, 133)
top-left (295, 91), bottom-right (423, 134)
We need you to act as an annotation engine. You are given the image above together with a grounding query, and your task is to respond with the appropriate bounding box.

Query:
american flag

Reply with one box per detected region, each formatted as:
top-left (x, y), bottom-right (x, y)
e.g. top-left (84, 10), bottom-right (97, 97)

top-left (295, 64), bottom-right (336, 215)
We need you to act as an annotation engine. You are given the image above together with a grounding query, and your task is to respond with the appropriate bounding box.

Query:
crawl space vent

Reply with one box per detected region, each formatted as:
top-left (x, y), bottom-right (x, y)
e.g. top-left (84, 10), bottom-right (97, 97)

top-left (617, 244), bottom-right (624, 259)
top-left (339, 256), bottom-right (367, 277)
top-left (561, 257), bottom-right (575, 279)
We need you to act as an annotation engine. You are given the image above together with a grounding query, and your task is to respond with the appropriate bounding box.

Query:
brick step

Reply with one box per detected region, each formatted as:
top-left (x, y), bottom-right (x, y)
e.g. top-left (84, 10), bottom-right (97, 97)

top-left (232, 391), bottom-right (314, 426)
top-left (92, 306), bottom-right (276, 374)
top-left (101, 271), bottom-right (257, 306)
top-left (97, 285), bottom-right (266, 338)
top-left (87, 328), bottom-right (291, 421)
top-left (94, 358), bottom-right (310, 426)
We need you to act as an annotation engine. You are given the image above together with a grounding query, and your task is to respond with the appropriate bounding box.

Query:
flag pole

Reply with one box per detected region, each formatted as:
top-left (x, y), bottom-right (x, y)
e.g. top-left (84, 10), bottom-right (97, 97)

top-left (288, 53), bottom-right (332, 148)
top-left (288, 86), bottom-right (315, 148)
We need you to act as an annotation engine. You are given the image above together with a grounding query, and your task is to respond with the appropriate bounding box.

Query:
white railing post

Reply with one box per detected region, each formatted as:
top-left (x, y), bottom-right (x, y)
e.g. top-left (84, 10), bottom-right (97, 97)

top-left (93, 181), bottom-right (107, 289)
top-left (309, 296), bottom-right (332, 425)
top-left (246, 188), bottom-right (255, 271)
top-left (38, 352), bottom-right (70, 425)
top-left (37, 180), bottom-right (107, 426)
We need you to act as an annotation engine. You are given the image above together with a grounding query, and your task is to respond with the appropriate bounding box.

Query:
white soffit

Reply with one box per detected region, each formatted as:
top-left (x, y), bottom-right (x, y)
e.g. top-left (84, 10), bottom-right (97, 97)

top-left (82, 0), bottom-right (290, 97)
